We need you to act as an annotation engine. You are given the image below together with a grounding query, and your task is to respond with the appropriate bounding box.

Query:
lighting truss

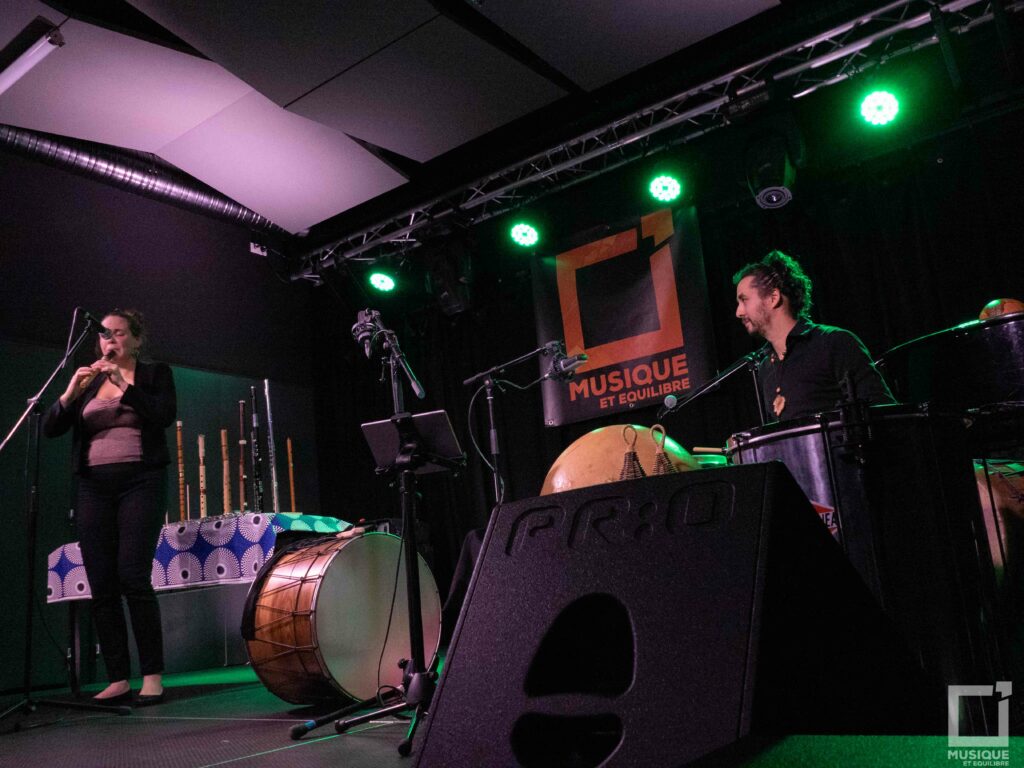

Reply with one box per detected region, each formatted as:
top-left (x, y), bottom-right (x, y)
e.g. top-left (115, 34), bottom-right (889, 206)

top-left (295, 0), bottom-right (1022, 280)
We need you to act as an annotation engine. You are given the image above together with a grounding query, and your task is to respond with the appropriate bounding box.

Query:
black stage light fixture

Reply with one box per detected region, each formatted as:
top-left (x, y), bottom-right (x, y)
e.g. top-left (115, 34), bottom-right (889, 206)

top-left (745, 131), bottom-right (796, 209)
top-left (425, 238), bottom-right (472, 316)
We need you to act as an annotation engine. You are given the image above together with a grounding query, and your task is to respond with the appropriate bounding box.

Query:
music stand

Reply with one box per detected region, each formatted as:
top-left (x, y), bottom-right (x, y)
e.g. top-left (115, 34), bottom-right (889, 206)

top-left (330, 410), bottom-right (463, 754)
top-left (362, 410), bottom-right (463, 476)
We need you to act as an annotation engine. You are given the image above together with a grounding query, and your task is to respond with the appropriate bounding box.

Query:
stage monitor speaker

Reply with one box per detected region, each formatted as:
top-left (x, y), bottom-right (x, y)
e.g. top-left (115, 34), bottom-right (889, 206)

top-left (413, 463), bottom-right (937, 768)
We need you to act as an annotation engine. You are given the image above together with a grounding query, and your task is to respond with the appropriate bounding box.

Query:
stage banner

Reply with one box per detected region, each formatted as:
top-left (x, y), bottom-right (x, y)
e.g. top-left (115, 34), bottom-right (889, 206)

top-left (532, 206), bottom-right (715, 426)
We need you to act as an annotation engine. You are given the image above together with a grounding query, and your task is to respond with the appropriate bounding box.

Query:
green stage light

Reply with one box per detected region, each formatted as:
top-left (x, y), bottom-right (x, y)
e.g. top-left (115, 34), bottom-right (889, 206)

top-left (510, 222), bottom-right (539, 247)
top-left (860, 90), bottom-right (899, 126)
top-left (649, 174), bottom-right (682, 202)
top-left (369, 272), bottom-right (396, 292)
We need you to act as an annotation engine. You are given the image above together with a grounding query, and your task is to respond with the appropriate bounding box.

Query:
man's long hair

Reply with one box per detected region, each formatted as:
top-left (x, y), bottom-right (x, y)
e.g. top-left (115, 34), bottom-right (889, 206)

top-left (733, 250), bottom-right (814, 320)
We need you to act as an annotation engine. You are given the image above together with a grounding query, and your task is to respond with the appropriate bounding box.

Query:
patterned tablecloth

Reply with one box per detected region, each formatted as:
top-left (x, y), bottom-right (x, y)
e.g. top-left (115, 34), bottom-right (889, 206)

top-left (46, 512), bottom-right (351, 603)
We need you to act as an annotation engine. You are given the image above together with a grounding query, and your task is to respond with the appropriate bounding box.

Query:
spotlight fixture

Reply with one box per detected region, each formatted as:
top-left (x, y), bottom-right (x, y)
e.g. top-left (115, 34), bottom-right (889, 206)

top-left (0, 26), bottom-right (65, 98)
top-left (860, 90), bottom-right (899, 126)
top-left (745, 132), bottom-right (796, 210)
top-left (510, 222), bottom-right (539, 247)
top-left (648, 175), bottom-right (682, 203)
top-left (368, 272), bottom-right (396, 292)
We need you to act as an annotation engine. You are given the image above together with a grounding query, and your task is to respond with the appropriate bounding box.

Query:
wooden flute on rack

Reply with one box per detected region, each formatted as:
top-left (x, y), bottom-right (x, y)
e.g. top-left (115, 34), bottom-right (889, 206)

top-left (198, 434), bottom-right (207, 519)
top-left (221, 429), bottom-right (232, 515)
top-left (286, 436), bottom-right (296, 513)
top-left (238, 400), bottom-right (247, 512)
top-left (249, 386), bottom-right (265, 514)
top-left (176, 420), bottom-right (185, 521)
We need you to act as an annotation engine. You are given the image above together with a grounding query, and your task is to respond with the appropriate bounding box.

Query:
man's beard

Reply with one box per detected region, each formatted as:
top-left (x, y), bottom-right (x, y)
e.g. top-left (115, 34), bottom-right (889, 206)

top-left (741, 317), bottom-right (764, 337)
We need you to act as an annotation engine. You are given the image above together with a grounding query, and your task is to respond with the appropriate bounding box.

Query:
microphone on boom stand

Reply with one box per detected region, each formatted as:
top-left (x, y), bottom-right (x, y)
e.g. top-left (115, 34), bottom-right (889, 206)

top-left (541, 341), bottom-right (588, 382)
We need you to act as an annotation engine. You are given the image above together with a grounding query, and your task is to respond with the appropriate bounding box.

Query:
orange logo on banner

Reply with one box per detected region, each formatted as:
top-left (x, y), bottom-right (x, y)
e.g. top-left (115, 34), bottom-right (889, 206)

top-left (555, 209), bottom-right (683, 371)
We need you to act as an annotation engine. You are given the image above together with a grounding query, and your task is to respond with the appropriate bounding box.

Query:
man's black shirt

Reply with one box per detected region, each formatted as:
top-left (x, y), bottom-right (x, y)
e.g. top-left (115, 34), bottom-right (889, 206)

top-left (755, 317), bottom-right (896, 421)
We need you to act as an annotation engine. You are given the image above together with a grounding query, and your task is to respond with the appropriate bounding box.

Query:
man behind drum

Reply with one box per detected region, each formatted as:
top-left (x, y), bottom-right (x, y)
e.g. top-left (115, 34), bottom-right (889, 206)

top-left (734, 250), bottom-right (895, 421)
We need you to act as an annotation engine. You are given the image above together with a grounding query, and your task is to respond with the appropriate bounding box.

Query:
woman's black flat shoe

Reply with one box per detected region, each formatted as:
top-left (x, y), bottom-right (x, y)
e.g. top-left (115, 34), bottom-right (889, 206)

top-left (92, 690), bottom-right (134, 706)
top-left (135, 692), bottom-right (165, 706)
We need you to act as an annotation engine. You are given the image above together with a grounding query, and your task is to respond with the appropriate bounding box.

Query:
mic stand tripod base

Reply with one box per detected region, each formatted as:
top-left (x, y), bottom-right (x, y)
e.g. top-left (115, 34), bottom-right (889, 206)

top-left (334, 663), bottom-right (437, 756)
top-left (0, 695), bottom-right (132, 727)
top-left (289, 690), bottom-right (402, 740)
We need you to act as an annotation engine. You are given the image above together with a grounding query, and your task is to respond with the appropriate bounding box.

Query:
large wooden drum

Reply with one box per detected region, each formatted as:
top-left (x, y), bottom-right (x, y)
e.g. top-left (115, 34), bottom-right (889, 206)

top-left (243, 532), bottom-right (442, 705)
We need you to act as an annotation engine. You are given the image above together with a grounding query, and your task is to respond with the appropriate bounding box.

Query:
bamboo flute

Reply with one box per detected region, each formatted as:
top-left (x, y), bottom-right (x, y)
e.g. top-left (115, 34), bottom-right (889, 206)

top-left (220, 428), bottom-right (232, 515)
top-left (286, 437), bottom-right (296, 513)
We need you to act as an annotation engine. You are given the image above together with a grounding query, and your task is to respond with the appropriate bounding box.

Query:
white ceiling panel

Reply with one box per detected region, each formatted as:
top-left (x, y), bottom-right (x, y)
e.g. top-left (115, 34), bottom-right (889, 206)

top-left (476, 0), bottom-right (779, 91)
top-left (0, 19), bottom-right (252, 151)
top-left (157, 90), bottom-right (406, 234)
top-left (126, 0), bottom-right (438, 107)
top-left (288, 16), bottom-right (567, 163)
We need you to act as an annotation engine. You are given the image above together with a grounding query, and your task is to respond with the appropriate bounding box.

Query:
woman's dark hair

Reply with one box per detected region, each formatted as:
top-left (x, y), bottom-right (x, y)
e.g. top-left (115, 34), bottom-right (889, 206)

top-left (93, 308), bottom-right (148, 358)
top-left (732, 250), bottom-right (813, 319)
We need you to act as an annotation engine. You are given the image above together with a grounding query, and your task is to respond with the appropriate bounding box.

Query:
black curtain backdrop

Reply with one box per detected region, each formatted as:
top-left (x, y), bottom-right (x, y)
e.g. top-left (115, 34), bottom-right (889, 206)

top-left (312, 102), bottom-right (1024, 600)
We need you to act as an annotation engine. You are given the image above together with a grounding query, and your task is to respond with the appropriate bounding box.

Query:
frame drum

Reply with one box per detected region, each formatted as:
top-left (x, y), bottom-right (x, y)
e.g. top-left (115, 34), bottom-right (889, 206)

top-left (244, 532), bottom-right (442, 705)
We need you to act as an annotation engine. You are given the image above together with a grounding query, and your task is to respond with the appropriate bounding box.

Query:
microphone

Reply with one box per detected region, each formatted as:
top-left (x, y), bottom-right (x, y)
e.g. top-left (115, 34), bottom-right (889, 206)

top-left (80, 308), bottom-right (112, 340)
top-left (658, 394), bottom-right (678, 419)
top-left (351, 309), bottom-right (381, 358)
top-left (547, 352), bottom-right (588, 381)
top-left (747, 343), bottom-right (771, 363)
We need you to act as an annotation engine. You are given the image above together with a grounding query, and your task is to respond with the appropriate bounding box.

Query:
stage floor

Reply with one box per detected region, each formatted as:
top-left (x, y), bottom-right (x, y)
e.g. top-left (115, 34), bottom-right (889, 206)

top-left (0, 667), bottom-right (410, 768)
top-left (1, 666), bottom-right (1021, 767)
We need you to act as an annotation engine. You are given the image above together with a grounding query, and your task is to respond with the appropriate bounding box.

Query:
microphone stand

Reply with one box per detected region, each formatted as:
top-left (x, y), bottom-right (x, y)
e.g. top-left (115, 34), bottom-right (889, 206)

top-left (293, 311), bottom-right (443, 755)
top-left (463, 342), bottom-right (562, 507)
top-left (659, 345), bottom-right (769, 426)
top-left (0, 313), bottom-right (132, 726)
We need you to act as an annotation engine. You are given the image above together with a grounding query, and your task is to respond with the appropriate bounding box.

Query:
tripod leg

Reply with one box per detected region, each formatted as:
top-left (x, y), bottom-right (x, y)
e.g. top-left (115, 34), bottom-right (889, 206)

top-left (398, 702), bottom-right (428, 757)
top-left (335, 699), bottom-right (410, 733)
top-left (290, 693), bottom-right (398, 740)
top-left (0, 699), bottom-right (31, 721)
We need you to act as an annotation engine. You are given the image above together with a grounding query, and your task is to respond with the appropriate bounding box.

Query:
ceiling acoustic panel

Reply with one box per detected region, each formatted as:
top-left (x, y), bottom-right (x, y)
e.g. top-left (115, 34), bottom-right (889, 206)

top-left (288, 15), bottom-right (567, 163)
top-left (126, 0), bottom-right (438, 107)
top-left (157, 90), bottom-right (406, 234)
top-left (476, 0), bottom-right (779, 91)
top-left (0, 19), bottom-right (252, 151)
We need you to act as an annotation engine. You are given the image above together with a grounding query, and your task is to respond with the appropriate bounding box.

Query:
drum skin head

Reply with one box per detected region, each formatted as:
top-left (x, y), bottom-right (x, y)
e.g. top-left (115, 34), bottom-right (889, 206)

top-left (314, 533), bottom-right (442, 702)
top-left (979, 298), bottom-right (1024, 320)
top-left (540, 425), bottom-right (699, 496)
top-left (246, 532), bottom-right (442, 705)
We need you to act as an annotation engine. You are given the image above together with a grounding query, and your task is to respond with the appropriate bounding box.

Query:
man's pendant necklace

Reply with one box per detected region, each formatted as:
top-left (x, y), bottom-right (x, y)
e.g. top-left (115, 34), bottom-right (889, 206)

top-left (772, 351), bottom-right (786, 417)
